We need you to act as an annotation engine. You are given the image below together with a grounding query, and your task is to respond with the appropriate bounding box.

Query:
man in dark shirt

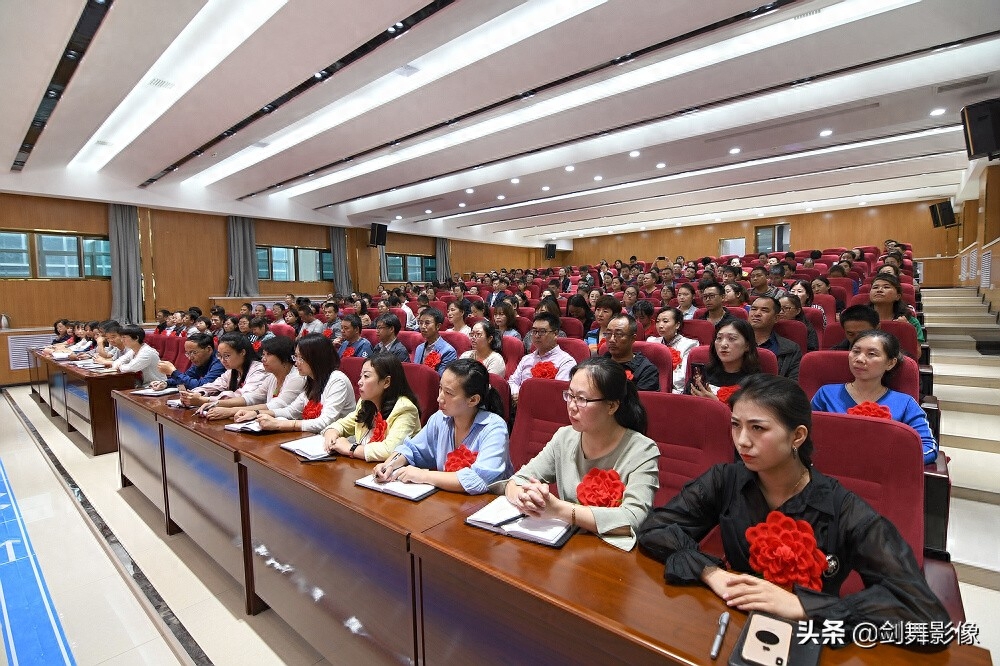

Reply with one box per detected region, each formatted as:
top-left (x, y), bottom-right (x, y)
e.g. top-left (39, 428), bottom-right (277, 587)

top-left (697, 282), bottom-right (736, 327)
top-left (604, 314), bottom-right (659, 391)
top-left (749, 296), bottom-right (801, 380)
top-left (830, 305), bottom-right (881, 351)
top-left (372, 313), bottom-right (410, 362)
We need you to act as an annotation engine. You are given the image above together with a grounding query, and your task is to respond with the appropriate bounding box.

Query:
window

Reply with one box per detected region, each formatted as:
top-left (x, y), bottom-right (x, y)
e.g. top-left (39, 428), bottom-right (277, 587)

top-left (271, 247), bottom-right (296, 281)
top-left (0, 232), bottom-right (30, 277)
top-left (37, 234), bottom-right (80, 277)
top-left (320, 251), bottom-right (334, 281)
top-left (386, 253), bottom-right (436, 282)
top-left (256, 248), bottom-right (271, 280)
top-left (755, 223), bottom-right (790, 254)
top-left (256, 245), bottom-right (333, 281)
top-left (297, 248), bottom-right (320, 281)
top-left (82, 238), bottom-right (111, 277)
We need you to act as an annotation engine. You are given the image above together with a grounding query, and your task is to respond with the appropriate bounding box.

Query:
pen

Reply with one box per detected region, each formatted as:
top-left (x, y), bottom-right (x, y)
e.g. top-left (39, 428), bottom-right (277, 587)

top-left (494, 514), bottom-right (527, 528)
top-left (710, 611), bottom-right (729, 660)
top-left (300, 456), bottom-right (337, 464)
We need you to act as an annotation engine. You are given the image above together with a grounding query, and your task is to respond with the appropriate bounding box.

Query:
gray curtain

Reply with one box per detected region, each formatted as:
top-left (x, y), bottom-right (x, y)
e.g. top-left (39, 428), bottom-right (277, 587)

top-left (329, 226), bottom-right (353, 295)
top-left (379, 245), bottom-right (388, 283)
top-left (109, 203), bottom-right (143, 324)
top-left (227, 215), bottom-right (259, 297)
top-left (436, 237), bottom-right (451, 282)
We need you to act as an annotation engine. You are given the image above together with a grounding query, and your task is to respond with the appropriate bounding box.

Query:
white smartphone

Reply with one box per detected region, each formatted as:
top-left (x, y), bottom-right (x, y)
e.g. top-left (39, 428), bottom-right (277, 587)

top-left (740, 613), bottom-right (792, 666)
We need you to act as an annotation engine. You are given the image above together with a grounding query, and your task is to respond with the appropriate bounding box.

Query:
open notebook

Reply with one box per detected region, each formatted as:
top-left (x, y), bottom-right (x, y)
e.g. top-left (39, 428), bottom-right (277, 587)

top-left (132, 387), bottom-right (178, 397)
top-left (355, 474), bottom-right (437, 501)
top-left (466, 496), bottom-right (577, 548)
top-left (279, 435), bottom-right (330, 461)
top-left (223, 420), bottom-right (263, 433)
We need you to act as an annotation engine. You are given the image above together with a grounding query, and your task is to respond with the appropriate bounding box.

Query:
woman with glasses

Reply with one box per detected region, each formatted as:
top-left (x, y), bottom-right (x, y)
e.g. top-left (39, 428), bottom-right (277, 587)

top-left (198, 335), bottom-right (305, 420)
top-left (778, 294), bottom-right (819, 351)
top-left (234, 333), bottom-right (355, 433)
top-left (689, 320), bottom-right (762, 402)
top-left (373, 359), bottom-right (511, 494)
top-left (181, 333), bottom-right (268, 407)
top-left (461, 320), bottom-right (505, 376)
top-left (502, 356), bottom-right (658, 551)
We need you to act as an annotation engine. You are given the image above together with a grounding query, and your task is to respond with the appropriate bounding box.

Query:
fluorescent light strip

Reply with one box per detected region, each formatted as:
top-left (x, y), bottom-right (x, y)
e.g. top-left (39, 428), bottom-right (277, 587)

top-left (277, 0), bottom-right (919, 198)
top-left (185, 0), bottom-right (606, 186)
top-left (70, 0), bottom-right (287, 172)
top-left (430, 126), bottom-right (962, 222)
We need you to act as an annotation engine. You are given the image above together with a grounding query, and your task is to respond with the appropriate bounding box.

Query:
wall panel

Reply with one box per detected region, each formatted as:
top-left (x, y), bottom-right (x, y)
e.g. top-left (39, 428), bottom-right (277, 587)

top-left (450, 240), bottom-right (542, 277)
top-left (147, 209), bottom-right (229, 315)
top-left (0, 279), bottom-right (111, 328)
top-left (386, 232), bottom-right (435, 256)
top-left (0, 193), bottom-right (107, 235)
top-left (256, 219), bottom-right (330, 248)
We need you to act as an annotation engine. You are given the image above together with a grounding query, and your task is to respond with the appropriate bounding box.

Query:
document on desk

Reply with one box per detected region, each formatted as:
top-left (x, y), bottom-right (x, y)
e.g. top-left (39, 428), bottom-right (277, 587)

top-left (355, 474), bottom-right (437, 501)
top-left (224, 420), bottom-right (263, 433)
top-left (280, 435), bottom-right (330, 461)
top-left (131, 387), bottom-right (179, 396)
top-left (74, 362), bottom-right (104, 370)
top-left (465, 496), bottom-right (576, 548)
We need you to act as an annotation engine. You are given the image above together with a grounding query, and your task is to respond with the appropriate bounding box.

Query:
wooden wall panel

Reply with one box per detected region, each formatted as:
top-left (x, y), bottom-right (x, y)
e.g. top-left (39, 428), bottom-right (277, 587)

top-left (0, 279), bottom-right (112, 328)
top-left (147, 209), bottom-right (229, 315)
top-left (985, 165), bottom-right (1000, 248)
top-left (918, 257), bottom-right (957, 288)
top-left (258, 281), bottom-right (333, 299)
top-left (256, 219), bottom-right (330, 248)
top-left (450, 240), bottom-right (543, 276)
top-left (386, 232), bottom-right (435, 256)
top-left (348, 228), bottom-right (380, 295)
top-left (0, 193), bottom-right (107, 235)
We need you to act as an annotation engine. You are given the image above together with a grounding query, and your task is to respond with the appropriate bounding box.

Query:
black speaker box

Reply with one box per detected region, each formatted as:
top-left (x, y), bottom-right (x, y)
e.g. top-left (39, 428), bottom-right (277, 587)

top-left (369, 223), bottom-right (388, 247)
top-left (544, 243), bottom-right (557, 260)
top-left (930, 201), bottom-right (956, 229)
top-left (961, 98), bottom-right (1000, 160)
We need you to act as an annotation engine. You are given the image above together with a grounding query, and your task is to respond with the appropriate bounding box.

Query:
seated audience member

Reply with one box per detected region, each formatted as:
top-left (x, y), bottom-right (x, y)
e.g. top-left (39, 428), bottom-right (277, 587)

top-left (646, 307), bottom-right (698, 393)
top-left (355, 298), bottom-right (373, 329)
top-left (63, 321), bottom-right (97, 355)
top-left (94, 321), bottom-right (124, 361)
top-left (271, 302), bottom-right (287, 322)
top-left (747, 266), bottom-right (783, 300)
top-left (239, 302), bottom-right (253, 316)
top-left (461, 320), bottom-right (506, 376)
top-left (470, 299), bottom-right (490, 321)
top-left (283, 308), bottom-right (303, 335)
top-left (389, 295), bottom-right (417, 331)
top-left (868, 274), bottom-right (924, 343)
top-left (99, 324), bottom-right (166, 385)
top-left (283, 293), bottom-right (296, 309)
top-left (252, 303), bottom-right (268, 319)
top-left (235, 333), bottom-right (355, 433)
top-left (526, 298), bottom-right (566, 353)
top-left (632, 300), bottom-right (654, 338)
top-left (154, 309), bottom-right (172, 334)
top-left (504, 357), bottom-right (658, 551)
top-left (810, 330), bottom-right (936, 464)
top-left (676, 283), bottom-right (698, 320)
top-left (565, 295), bottom-right (595, 334)
top-left (248, 317), bottom-right (273, 346)
top-left (778, 294), bottom-right (819, 352)
top-left (298, 305), bottom-right (325, 337)
top-left (237, 315), bottom-right (253, 338)
top-left (321, 301), bottom-right (340, 335)
top-left (787, 279), bottom-right (827, 328)
top-left (509, 312), bottom-right (576, 405)
top-left (200, 335), bottom-right (305, 420)
top-left (588, 287), bottom-right (604, 310)
top-left (638, 375), bottom-right (947, 633)
top-left (749, 296), bottom-right (801, 380)
top-left (831, 305), bottom-right (881, 351)
top-left (152, 333), bottom-right (225, 389)
top-left (605, 315), bottom-right (659, 392)
top-left (811, 276), bottom-right (844, 312)
top-left (415, 308), bottom-right (457, 376)
top-left (372, 313), bottom-right (410, 362)
top-left (220, 316), bottom-right (239, 337)
top-left (722, 282), bottom-right (751, 311)
top-left (183, 310), bottom-right (200, 336)
top-left (182, 333), bottom-right (267, 406)
top-left (720, 265), bottom-right (741, 285)
top-left (338, 314), bottom-right (373, 359)
top-left (323, 354), bottom-right (421, 461)
top-left (208, 312), bottom-right (224, 338)
top-left (447, 299), bottom-right (472, 336)
top-left (493, 301), bottom-right (522, 343)
top-left (689, 320), bottom-right (762, 402)
top-left (373, 359), bottom-right (512, 494)
top-left (586, 295), bottom-right (621, 355)
top-left (621, 286), bottom-right (640, 316)
top-left (193, 316), bottom-right (213, 335)
top-left (169, 311), bottom-right (188, 336)
top-left (697, 282), bottom-right (736, 327)
top-left (829, 264), bottom-right (858, 294)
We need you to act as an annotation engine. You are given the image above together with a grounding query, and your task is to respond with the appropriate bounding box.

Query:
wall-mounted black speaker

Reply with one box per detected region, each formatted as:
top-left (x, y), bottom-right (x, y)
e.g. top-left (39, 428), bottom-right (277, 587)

top-left (929, 201), bottom-right (957, 229)
top-left (961, 98), bottom-right (1000, 161)
top-left (544, 243), bottom-right (557, 260)
top-left (369, 223), bottom-right (388, 247)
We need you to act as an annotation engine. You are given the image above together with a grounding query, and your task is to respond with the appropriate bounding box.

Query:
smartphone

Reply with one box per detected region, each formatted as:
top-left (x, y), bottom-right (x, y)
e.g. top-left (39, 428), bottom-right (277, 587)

top-left (656, 256), bottom-right (666, 261)
top-left (740, 614), bottom-right (792, 666)
top-left (686, 363), bottom-right (706, 394)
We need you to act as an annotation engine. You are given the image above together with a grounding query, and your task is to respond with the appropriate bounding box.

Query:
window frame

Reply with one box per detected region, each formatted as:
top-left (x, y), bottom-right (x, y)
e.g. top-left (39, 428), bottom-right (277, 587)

top-left (0, 229), bottom-right (111, 280)
top-left (256, 244), bottom-right (334, 282)
top-left (386, 253), bottom-right (436, 282)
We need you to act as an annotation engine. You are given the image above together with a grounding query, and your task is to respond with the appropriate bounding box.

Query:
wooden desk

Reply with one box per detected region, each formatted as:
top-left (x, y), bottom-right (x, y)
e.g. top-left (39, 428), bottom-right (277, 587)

top-left (411, 519), bottom-right (993, 666)
top-left (34, 351), bottom-right (139, 454)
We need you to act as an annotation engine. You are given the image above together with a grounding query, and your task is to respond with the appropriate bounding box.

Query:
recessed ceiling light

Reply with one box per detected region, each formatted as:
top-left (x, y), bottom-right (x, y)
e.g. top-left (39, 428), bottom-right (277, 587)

top-left (497, 195), bottom-right (505, 200)
top-left (639, 226), bottom-right (646, 231)
top-left (819, 129), bottom-right (833, 137)
top-left (578, 233), bottom-right (584, 237)
top-left (395, 215), bottom-right (402, 220)
top-left (656, 162), bottom-right (666, 169)
top-left (541, 186), bottom-right (550, 191)
top-left (458, 202), bottom-right (466, 208)
top-left (565, 165), bottom-right (575, 172)
top-left (859, 201), bottom-right (867, 206)
top-left (425, 209), bottom-right (432, 214)
top-left (715, 217), bottom-right (722, 222)
top-left (805, 207), bottom-right (813, 212)
top-left (757, 213), bottom-right (764, 217)
top-left (607, 230), bottom-right (613, 234)
top-left (593, 175), bottom-right (603, 181)
top-left (929, 108), bottom-right (946, 116)
top-left (629, 150), bottom-right (641, 157)
top-left (729, 147), bottom-right (741, 155)
top-left (510, 178), bottom-right (519, 184)
top-left (465, 188), bottom-right (474, 194)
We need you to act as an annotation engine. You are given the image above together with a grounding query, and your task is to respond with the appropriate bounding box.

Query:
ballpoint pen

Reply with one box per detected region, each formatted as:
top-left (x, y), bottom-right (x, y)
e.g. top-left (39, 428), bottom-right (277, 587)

top-left (710, 611), bottom-right (729, 660)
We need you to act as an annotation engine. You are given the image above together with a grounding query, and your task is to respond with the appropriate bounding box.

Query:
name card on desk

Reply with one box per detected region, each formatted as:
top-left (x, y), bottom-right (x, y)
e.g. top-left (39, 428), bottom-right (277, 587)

top-left (466, 496), bottom-right (576, 548)
top-left (355, 474), bottom-right (437, 501)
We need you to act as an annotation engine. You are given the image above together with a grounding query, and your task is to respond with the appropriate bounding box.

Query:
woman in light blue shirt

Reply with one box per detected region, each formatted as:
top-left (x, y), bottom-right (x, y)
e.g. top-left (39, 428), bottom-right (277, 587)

top-left (374, 359), bottom-right (511, 494)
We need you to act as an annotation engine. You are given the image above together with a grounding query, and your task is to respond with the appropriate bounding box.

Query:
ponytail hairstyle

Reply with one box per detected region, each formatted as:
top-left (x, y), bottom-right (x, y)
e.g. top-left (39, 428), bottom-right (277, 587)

top-left (729, 374), bottom-right (814, 468)
top-left (445, 358), bottom-right (504, 417)
top-left (295, 333), bottom-right (339, 402)
top-left (570, 356), bottom-right (647, 435)
top-left (356, 353), bottom-right (421, 429)
top-left (217, 333), bottom-right (256, 392)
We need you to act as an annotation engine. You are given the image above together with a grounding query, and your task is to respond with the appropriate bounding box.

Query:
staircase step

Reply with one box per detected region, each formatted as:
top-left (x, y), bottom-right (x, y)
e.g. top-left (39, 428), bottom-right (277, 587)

top-left (940, 447), bottom-right (1000, 495)
top-left (933, 363), bottom-right (1000, 388)
top-left (924, 314), bottom-right (998, 325)
top-left (935, 384), bottom-right (1000, 415)
top-left (926, 324), bottom-right (1000, 337)
top-left (921, 296), bottom-right (985, 304)
top-left (928, 335), bottom-right (979, 351)
top-left (922, 305), bottom-right (993, 316)
top-left (941, 412), bottom-right (1000, 454)
top-left (931, 351), bottom-right (1000, 367)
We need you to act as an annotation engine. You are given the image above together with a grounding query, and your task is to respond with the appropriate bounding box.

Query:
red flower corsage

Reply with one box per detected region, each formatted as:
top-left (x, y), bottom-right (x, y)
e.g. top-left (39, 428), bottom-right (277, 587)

top-left (531, 361), bottom-right (557, 379)
top-left (745, 511), bottom-right (826, 592)
top-left (423, 350), bottom-right (442, 369)
top-left (341, 345), bottom-right (355, 359)
top-left (370, 412), bottom-right (388, 442)
top-left (322, 328), bottom-right (333, 338)
top-left (301, 400), bottom-right (322, 420)
top-left (667, 347), bottom-right (682, 368)
top-left (444, 444), bottom-right (478, 472)
top-left (576, 468), bottom-right (626, 507)
top-left (847, 401), bottom-right (891, 419)
top-left (252, 340), bottom-right (261, 352)
top-left (624, 369), bottom-right (634, 381)
top-left (716, 385), bottom-right (739, 404)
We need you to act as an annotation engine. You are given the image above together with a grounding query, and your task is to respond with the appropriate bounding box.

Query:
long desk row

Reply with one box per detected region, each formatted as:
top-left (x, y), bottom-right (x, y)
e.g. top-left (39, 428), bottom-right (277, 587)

top-left (109, 391), bottom-right (990, 665)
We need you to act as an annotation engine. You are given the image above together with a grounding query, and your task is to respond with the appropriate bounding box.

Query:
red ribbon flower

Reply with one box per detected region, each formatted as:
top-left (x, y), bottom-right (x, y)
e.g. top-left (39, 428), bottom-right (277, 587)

top-left (625, 369), bottom-right (634, 381)
top-left (252, 340), bottom-right (261, 352)
top-left (716, 385), bottom-right (739, 404)
top-left (576, 468), bottom-right (626, 507)
top-left (423, 350), bottom-right (442, 369)
top-left (341, 345), bottom-right (355, 359)
top-left (444, 444), bottom-right (478, 472)
top-left (531, 361), bottom-right (557, 379)
top-left (847, 401), bottom-right (892, 419)
top-left (370, 412), bottom-right (388, 442)
top-left (301, 400), bottom-right (322, 420)
top-left (745, 511), bottom-right (826, 592)
top-left (667, 347), bottom-right (681, 368)
top-left (322, 328), bottom-right (333, 338)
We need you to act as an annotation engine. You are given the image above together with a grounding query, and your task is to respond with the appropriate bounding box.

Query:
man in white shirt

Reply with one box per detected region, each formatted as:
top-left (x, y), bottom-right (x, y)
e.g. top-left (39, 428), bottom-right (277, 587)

top-left (508, 312), bottom-right (576, 406)
top-left (298, 305), bottom-right (325, 337)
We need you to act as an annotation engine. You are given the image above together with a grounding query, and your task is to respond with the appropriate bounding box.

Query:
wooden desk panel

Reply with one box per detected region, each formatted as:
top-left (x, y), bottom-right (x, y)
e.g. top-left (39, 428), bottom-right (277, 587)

top-left (412, 518), bottom-right (992, 666)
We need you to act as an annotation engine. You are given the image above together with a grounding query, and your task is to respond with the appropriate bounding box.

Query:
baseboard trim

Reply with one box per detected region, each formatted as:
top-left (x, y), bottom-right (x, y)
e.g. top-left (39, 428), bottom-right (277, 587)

top-left (953, 486), bottom-right (1000, 505)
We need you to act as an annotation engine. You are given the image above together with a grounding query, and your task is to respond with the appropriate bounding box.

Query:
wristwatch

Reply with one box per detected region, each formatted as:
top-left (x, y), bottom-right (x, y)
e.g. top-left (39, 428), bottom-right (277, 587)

top-left (349, 442), bottom-right (361, 457)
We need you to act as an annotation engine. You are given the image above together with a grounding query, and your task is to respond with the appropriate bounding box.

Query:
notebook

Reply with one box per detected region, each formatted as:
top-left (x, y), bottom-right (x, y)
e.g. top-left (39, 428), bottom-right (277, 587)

top-left (355, 474), bottom-right (437, 501)
top-left (465, 496), bottom-right (577, 548)
top-left (280, 435), bottom-right (331, 461)
top-left (132, 387), bottom-right (179, 396)
top-left (224, 420), bottom-right (263, 433)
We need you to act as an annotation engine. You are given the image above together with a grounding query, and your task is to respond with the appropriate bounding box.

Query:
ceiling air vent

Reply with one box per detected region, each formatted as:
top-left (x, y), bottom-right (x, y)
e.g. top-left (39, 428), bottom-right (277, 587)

top-left (937, 76), bottom-right (989, 94)
top-left (148, 78), bottom-right (175, 89)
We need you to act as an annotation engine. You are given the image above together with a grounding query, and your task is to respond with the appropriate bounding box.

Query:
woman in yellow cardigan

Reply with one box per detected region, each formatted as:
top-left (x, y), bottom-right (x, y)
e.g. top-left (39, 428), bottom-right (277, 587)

top-left (322, 353), bottom-right (421, 461)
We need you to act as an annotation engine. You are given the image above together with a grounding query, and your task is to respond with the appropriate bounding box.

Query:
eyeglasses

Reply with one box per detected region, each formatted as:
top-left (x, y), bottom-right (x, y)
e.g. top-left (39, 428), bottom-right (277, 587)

top-left (701, 293), bottom-right (720, 300)
top-left (562, 390), bottom-right (606, 408)
top-left (530, 328), bottom-right (554, 336)
top-left (183, 349), bottom-right (203, 357)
